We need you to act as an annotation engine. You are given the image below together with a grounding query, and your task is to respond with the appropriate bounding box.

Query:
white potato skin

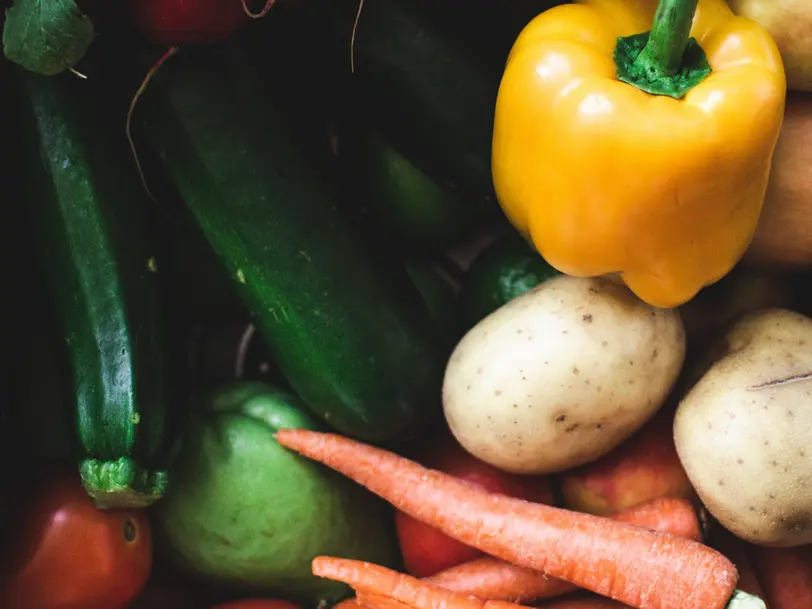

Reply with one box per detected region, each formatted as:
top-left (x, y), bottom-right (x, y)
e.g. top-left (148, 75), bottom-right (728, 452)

top-left (674, 308), bottom-right (812, 547)
top-left (443, 275), bottom-right (686, 475)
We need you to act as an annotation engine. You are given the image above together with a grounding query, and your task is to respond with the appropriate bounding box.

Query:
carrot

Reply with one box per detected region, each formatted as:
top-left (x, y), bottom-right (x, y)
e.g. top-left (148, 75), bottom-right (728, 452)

top-left (426, 557), bottom-right (573, 603)
top-left (342, 497), bottom-right (703, 606)
top-left (485, 602), bottom-right (533, 609)
top-left (313, 557), bottom-right (528, 609)
top-left (426, 497), bottom-right (701, 602)
top-left (539, 593), bottom-right (631, 608)
top-left (357, 592), bottom-right (417, 609)
top-left (746, 544), bottom-right (812, 609)
top-left (276, 429), bottom-right (744, 609)
top-left (710, 529), bottom-right (766, 599)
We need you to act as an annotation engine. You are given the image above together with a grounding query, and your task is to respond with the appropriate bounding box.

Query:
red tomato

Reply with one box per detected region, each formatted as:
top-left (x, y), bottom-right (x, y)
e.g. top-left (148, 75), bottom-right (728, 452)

top-left (211, 601), bottom-right (302, 609)
top-left (395, 430), bottom-right (555, 578)
top-left (0, 468), bottom-right (153, 609)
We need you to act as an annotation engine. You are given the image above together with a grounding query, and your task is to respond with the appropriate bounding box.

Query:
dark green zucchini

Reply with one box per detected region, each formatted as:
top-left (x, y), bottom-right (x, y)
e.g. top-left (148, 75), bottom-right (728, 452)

top-left (310, 0), bottom-right (502, 209)
top-left (17, 70), bottom-right (172, 508)
top-left (338, 129), bottom-right (477, 251)
top-left (134, 43), bottom-right (446, 443)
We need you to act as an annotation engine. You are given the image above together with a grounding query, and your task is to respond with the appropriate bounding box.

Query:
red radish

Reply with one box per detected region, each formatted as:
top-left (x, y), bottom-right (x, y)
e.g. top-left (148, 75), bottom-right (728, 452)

top-left (128, 0), bottom-right (249, 46)
top-left (746, 544), bottom-right (812, 609)
top-left (558, 411), bottom-right (695, 516)
top-left (395, 430), bottom-right (554, 578)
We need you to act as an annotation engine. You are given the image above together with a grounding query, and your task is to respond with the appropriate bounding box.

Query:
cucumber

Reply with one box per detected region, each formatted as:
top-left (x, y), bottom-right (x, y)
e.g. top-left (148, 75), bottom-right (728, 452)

top-left (134, 43), bottom-right (446, 443)
top-left (17, 70), bottom-right (173, 508)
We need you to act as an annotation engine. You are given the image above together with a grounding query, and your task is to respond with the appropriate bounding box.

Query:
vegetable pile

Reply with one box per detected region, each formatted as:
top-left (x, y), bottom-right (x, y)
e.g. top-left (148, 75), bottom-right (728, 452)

top-left (0, 0), bottom-right (812, 608)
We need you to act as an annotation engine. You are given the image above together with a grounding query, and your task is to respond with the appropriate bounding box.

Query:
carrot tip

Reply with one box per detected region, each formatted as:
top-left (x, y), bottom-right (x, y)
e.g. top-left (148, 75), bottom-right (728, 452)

top-left (727, 589), bottom-right (765, 609)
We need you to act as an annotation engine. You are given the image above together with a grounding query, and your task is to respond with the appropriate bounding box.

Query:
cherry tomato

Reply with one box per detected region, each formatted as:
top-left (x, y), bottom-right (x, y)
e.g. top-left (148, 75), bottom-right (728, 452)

top-left (0, 468), bottom-right (152, 609)
top-left (210, 601), bottom-right (302, 609)
top-left (396, 430), bottom-right (554, 578)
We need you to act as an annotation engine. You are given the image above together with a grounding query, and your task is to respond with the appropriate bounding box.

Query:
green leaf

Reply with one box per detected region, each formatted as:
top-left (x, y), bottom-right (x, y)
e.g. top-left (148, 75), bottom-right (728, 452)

top-left (3, 0), bottom-right (95, 76)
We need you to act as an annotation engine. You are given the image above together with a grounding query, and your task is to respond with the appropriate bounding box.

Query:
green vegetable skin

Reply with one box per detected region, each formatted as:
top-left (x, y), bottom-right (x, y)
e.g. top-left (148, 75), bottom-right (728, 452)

top-left (460, 233), bottom-right (561, 329)
top-left (154, 381), bottom-right (398, 604)
top-left (340, 129), bottom-right (477, 251)
top-left (314, 0), bottom-right (500, 208)
top-left (135, 43), bottom-right (446, 443)
top-left (404, 259), bottom-right (461, 350)
top-left (17, 71), bottom-right (171, 508)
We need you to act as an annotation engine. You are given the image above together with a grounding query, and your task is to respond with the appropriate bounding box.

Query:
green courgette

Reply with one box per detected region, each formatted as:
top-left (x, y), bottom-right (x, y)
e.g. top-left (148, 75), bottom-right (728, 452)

top-left (134, 43), bottom-right (446, 443)
top-left (17, 70), bottom-right (172, 508)
top-left (338, 129), bottom-right (477, 251)
top-left (310, 0), bottom-right (501, 208)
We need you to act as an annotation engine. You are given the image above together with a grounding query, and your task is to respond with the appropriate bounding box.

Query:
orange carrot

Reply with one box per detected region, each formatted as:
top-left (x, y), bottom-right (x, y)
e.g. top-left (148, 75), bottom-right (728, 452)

top-left (484, 602), bottom-right (532, 609)
top-left (357, 592), bottom-right (417, 609)
top-left (539, 593), bottom-right (631, 608)
top-left (426, 497), bottom-right (700, 602)
top-left (711, 529), bottom-right (766, 600)
top-left (746, 544), bottom-right (812, 609)
top-left (344, 498), bottom-right (702, 606)
top-left (313, 557), bottom-right (527, 609)
top-left (276, 429), bottom-right (743, 609)
top-left (427, 557), bottom-right (573, 602)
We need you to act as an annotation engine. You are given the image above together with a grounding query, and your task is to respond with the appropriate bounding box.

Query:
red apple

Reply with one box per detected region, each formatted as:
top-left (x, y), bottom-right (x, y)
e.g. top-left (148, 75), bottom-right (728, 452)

top-left (395, 429), bottom-right (554, 578)
top-left (558, 410), bottom-right (695, 516)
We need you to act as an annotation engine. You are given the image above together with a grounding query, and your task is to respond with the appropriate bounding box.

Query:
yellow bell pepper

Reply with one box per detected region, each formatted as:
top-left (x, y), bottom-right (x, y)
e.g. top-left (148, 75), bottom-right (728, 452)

top-left (491, 0), bottom-right (786, 308)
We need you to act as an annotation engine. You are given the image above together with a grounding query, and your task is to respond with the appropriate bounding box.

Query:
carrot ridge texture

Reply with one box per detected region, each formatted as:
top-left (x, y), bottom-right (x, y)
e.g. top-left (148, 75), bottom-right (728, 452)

top-left (276, 429), bottom-right (738, 609)
top-left (426, 497), bottom-right (701, 603)
top-left (314, 557), bottom-right (527, 609)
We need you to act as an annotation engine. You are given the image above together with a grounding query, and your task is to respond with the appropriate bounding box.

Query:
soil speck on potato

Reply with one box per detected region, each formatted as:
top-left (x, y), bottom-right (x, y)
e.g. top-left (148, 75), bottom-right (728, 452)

top-left (582, 314), bottom-right (593, 323)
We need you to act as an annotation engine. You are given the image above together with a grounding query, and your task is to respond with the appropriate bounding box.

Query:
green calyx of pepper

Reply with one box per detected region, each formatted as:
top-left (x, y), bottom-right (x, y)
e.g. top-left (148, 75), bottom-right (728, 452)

top-left (614, 0), bottom-right (712, 99)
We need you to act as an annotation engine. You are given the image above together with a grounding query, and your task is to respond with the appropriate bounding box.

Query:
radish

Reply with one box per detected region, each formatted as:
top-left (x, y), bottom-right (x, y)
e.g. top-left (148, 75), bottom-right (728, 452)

top-left (128, 0), bottom-right (269, 46)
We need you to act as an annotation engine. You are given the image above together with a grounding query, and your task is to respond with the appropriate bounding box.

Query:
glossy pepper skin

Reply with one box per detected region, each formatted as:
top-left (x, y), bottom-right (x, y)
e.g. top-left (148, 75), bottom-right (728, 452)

top-left (491, 0), bottom-right (786, 308)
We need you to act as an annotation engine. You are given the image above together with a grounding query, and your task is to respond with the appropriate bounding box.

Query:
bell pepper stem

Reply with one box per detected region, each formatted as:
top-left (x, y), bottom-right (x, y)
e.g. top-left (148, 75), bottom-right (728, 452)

top-left (634, 0), bottom-right (699, 78)
top-left (613, 0), bottom-right (711, 99)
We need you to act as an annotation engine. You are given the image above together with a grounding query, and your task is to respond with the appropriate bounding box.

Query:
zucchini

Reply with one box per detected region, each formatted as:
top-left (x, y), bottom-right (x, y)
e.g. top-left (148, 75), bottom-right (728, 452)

top-left (17, 70), bottom-right (172, 508)
top-left (338, 129), bottom-right (477, 251)
top-left (308, 0), bottom-right (501, 209)
top-left (134, 43), bottom-right (446, 443)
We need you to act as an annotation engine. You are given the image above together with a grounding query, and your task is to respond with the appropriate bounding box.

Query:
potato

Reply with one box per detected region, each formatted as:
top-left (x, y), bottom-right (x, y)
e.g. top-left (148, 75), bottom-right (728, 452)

top-left (442, 275), bottom-right (686, 475)
top-left (674, 308), bottom-right (812, 547)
